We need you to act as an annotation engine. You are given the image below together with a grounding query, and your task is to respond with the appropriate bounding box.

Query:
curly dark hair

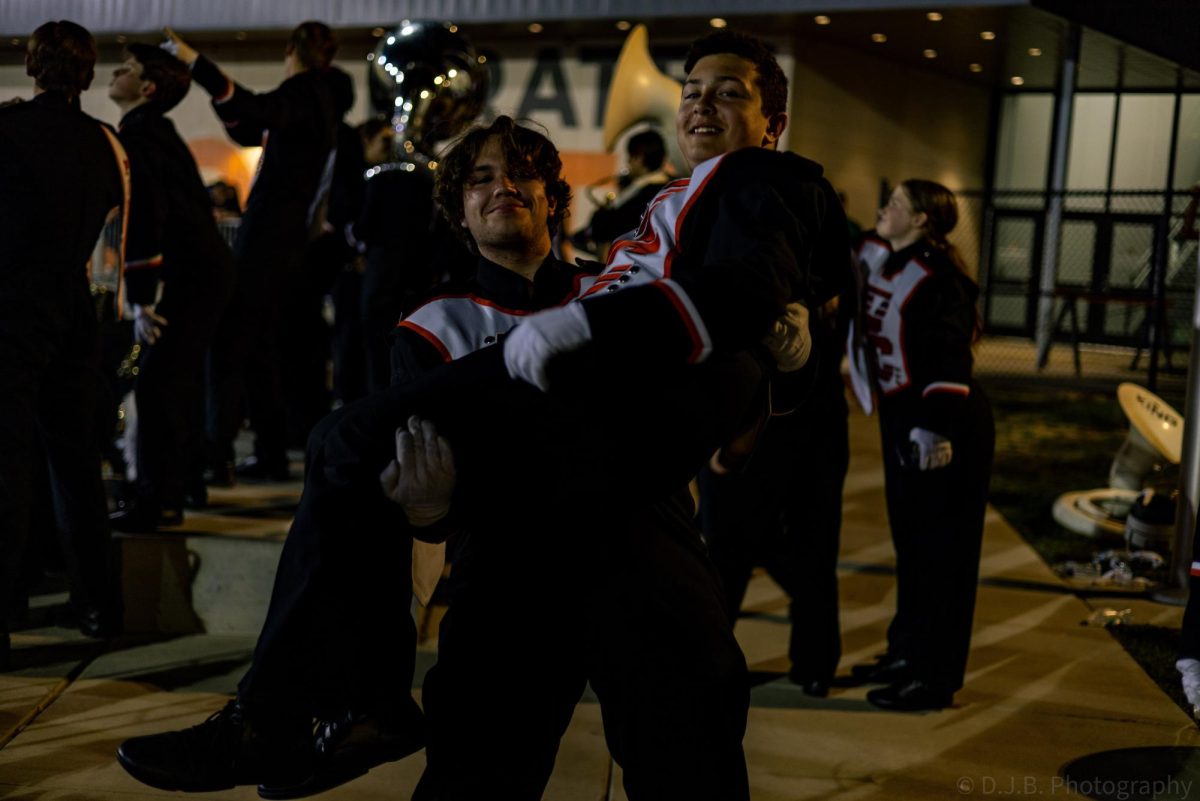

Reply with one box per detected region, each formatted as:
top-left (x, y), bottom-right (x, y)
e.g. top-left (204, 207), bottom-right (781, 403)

top-left (684, 31), bottom-right (788, 119)
top-left (26, 20), bottom-right (96, 96)
top-left (434, 116), bottom-right (571, 253)
top-left (125, 43), bottom-right (191, 112)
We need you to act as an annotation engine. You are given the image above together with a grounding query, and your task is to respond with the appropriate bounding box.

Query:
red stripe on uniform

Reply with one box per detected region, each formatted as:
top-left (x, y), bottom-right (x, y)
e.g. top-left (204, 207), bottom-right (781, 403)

top-left (664, 157), bottom-right (724, 278)
top-left (397, 321), bottom-right (452, 363)
top-left (652, 281), bottom-right (704, 363)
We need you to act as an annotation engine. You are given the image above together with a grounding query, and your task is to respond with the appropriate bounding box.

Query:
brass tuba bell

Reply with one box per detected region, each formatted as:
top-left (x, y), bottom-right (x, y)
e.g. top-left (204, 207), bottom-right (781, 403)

top-left (602, 25), bottom-right (684, 173)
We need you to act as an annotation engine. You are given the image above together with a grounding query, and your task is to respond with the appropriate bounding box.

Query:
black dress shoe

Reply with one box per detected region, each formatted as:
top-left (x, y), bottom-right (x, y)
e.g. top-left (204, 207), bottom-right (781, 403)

top-left (117, 699), bottom-right (313, 792)
top-left (849, 655), bottom-right (912, 685)
top-left (866, 679), bottom-right (954, 712)
top-left (788, 671), bottom-right (830, 698)
top-left (259, 707), bottom-right (425, 799)
top-left (236, 456), bottom-right (292, 483)
top-left (78, 604), bottom-right (123, 639)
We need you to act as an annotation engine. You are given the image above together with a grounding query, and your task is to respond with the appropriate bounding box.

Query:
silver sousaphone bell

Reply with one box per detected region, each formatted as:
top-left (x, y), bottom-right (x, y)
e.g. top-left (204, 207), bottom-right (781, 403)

top-left (1053, 383), bottom-right (1183, 549)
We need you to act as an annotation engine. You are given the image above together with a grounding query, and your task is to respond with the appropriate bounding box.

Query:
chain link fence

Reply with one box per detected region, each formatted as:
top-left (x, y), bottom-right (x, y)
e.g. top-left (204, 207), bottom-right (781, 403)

top-left (952, 189), bottom-right (1197, 403)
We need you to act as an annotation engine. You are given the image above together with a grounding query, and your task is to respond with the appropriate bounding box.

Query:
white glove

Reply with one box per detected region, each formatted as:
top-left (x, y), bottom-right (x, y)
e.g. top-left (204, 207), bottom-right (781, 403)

top-left (762, 302), bottom-right (811, 372)
top-left (133, 304), bottom-right (168, 345)
top-left (161, 27), bottom-right (199, 67)
top-left (502, 302), bottom-right (592, 392)
top-left (909, 427), bottom-right (953, 471)
top-left (379, 416), bottom-right (456, 527)
top-left (1178, 658), bottom-right (1200, 720)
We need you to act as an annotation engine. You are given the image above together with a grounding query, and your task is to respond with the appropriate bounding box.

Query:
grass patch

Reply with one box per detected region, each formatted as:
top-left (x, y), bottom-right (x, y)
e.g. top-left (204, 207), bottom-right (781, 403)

top-left (987, 386), bottom-right (1130, 564)
top-left (985, 383), bottom-right (1188, 714)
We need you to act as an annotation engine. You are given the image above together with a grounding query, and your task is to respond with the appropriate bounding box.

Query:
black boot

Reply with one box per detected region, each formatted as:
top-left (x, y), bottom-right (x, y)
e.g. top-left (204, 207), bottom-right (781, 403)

top-left (117, 699), bottom-right (314, 792)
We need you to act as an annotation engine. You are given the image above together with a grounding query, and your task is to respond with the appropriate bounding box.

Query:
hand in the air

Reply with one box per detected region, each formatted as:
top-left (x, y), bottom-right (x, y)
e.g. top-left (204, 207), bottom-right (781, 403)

top-left (908, 427), bottom-right (953, 471)
top-left (161, 27), bottom-right (199, 66)
top-left (133, 304), bottom-right (168, 345)
top-left (762, 302), bottom-right (811, 372)
top-left (379, 415), bottom-right (456, 527)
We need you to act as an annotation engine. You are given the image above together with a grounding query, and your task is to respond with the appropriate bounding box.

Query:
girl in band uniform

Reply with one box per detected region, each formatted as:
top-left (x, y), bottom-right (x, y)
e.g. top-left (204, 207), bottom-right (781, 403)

top-left (851, 179), bottom-right (995, 711)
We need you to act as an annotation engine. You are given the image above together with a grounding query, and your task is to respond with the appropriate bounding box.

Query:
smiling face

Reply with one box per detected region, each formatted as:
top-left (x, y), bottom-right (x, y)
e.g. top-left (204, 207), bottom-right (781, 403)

top-left (460, 135), bottom-right (555, 261)
top-left (676, 53), bottom-right (787, 169)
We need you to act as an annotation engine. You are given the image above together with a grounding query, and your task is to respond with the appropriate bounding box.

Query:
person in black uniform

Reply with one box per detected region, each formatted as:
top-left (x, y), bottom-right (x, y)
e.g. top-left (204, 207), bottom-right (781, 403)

top-left (105, 43), bottom-right (235, 532)
top-left (163, 23), bottom-right (341, 483)
top-left (116, 115), bottom-right (594, 798)
top-left (698, 248), bottom-right (854, 698)
top-left (847, 179), bottom-right (994, 711)
top-left (116, 31), bottom-right (844, 800)
top-left (0, 20), bottom-right (127, 670)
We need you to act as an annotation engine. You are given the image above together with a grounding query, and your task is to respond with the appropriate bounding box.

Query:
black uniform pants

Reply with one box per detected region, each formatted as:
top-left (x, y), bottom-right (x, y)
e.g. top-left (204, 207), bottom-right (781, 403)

top-left (235, 344), bottom-right (762, 794)
top-left (0, 280), bottom-right (117, 630)
top-left (416, 495), bottom-right (750, 801)
top-left (134, 293), bottom-right (224, 510)
top-left (699, 390), bottom-right (848, 683)
top-left (208, 213), bottom-right (308, 468)
top-left (880, 388), bottom-right (994, 692)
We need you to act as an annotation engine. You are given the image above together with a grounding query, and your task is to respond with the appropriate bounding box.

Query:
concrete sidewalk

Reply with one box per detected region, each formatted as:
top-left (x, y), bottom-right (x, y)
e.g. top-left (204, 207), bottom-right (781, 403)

top-left (1, 406), bottom-right (1196, 800)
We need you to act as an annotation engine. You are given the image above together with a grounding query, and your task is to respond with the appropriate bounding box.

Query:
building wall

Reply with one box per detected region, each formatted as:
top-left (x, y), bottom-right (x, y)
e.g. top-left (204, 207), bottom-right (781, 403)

top-left (788, 39), bottom-right (992, 275)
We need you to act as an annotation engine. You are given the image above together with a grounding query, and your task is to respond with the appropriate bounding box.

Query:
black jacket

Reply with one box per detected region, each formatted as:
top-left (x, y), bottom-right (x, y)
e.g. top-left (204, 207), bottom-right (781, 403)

top-left (0, 92), bottom-right (124, 296)
top-left (117, 103), bottom-right (233, 306)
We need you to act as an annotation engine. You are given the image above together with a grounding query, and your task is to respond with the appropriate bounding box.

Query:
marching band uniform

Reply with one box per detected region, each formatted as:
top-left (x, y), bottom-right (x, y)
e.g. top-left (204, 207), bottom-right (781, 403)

top-left (0, 91), bottom-right (127, 663)
top-left (113, 103), bottom-right (234, 528)
top-left (853, 234), bottom-right (994, 702)
top-left (190, 54), bottom-right (340, 479)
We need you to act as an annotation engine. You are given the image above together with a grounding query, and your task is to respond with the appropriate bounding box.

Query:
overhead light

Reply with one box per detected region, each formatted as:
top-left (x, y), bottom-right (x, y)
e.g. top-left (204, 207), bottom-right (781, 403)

top-left (371, 27), bottom-right (385, 37)
top-left (366, 52), bottom-right (375, 61)
top-left (969, 62), bottom-right (983, 73)
top-left (980, 31), bottom-right (996, 40)
top-left (433, 75), bottom-right (444, 85)
top-left (1028, 47), bottom-right (1042, 56)
top-left (1011, 75), bottom-right (1025, 85)
top-left (923, 49), bottom-right (937, 59)
top-left (871, 33), bottom-right (887, 43)
top-left (477, 55), bottom-right (487, 64)
top-left (420, 90), bottom-right (431, 99)
top-left (387, 36), bottom-right (396, 45)
top-left (815, 15), bottom-right (831, 25)
top-left (616, 20), bottom-right (632, 31)
top-left (10, 38), bottom-right (20, 46)
top-left (926, 11), bottom-right (943, 21)
top-left (234, 31), bottom-right (248, 41)
top-left (709, 18), bottom-right (728, 29)
top-left (528, 22), bottom-right (544, 33)
top-left (449, 24), bottom-right (459, 33)
top-left (447, 69), bottom-right (458, 78)
top-left (115, 34), bottom-right (127, 43)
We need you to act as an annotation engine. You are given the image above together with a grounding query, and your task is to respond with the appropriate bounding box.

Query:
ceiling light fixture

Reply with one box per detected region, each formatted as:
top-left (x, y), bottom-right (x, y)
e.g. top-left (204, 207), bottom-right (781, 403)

top-left (923, 49), bottom-right (937, 59)
top-left (980, 31), bottom-right (996, 41)
top-left (616, 20), bottom-right (632, 31)
top-left (969, 62), bottom-right (982, 72)
top-left (709, 18), bottom-right (727, 29)
top-left (871, 33), bottom-right (887, 43)
top-left (815, 15), bottom-right (831, 26)
top-left (1028, 47), bottom-right (1042, 56)
top-left (926, 12), bottom-right (943, 21)
top-left (528, 22), bottom-right (544, 33)
top-left (1010, 75), bottom-right (1025, 85)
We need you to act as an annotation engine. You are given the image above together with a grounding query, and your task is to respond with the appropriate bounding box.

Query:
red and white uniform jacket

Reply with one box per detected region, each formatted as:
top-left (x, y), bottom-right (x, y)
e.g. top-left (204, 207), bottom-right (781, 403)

top-left (573, 147), bottom-right (846, 371)
top-left (391, 255), bottom-right (596, 386)
top-left (852, 234), bottom-right (979, 438)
